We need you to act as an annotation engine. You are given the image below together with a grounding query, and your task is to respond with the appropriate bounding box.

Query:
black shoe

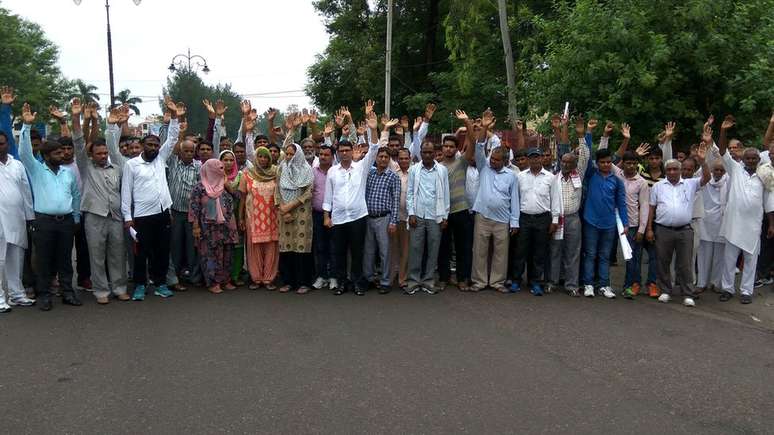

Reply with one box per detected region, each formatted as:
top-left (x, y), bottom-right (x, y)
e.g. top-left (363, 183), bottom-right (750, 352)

top-left (39, 298), bottom-right (53, 311)
top-left (62, 294), bottom-right (82, 306)
top-left (333, 288), bottom-right (346, 296)
top-left (378, 287), bottom-right (391, 295)
top-left (354, 288), bottom-right (366, 296)
top-left (0, 306), bottom-right (11, 313)
top-left (719, 292), bottom-right (733, 302)
top-left (740, 294), bottom-right (752, 304)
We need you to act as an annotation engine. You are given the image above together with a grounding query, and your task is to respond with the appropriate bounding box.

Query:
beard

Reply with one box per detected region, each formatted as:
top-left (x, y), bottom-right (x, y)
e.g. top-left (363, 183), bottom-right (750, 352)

top-left (143, 149), bottom-right (159, 161)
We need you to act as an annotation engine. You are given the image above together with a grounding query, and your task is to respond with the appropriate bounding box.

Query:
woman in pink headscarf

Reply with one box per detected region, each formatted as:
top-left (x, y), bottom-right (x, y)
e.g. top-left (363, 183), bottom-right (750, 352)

top-left (189, 159), bottom-right (239, 294)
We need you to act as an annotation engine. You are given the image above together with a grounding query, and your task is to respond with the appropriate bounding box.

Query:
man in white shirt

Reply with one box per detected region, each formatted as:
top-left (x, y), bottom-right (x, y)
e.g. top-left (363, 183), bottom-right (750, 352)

top-left (323, 113), bottom-right (393, 296)
top-left (121, 98), bottom-right (182, 301)
top-left (510, 148), bottom-right (560, 296)
top-left (0, 130), bottom-right (35, 311)
top-left (646, 152), bottom-right (710, 307)
top-left (717, 116), bottom-right (774, 303)
top-left (697, 160), bottom-right (727, 293)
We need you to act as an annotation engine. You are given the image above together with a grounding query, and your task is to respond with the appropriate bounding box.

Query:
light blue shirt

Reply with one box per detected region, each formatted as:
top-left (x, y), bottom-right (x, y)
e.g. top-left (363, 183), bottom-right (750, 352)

top-left (415, 163), bottom-right (439, 219)
top-left (472, 141), bottom-right (520, 228)
top-left (19, 124), bottom-right (81, 222)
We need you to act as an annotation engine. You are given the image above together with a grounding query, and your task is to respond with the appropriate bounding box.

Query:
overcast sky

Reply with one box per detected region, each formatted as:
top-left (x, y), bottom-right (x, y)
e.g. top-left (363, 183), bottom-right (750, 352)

top-left (2, 0), bottom-right (331, 122)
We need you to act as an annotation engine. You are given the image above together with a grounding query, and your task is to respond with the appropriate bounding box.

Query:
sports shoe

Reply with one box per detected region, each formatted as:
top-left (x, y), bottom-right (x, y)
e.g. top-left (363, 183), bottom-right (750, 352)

top-left (132, 285), bottom-right (146, 301)
top-left (154, 285), bottom-right (174, 298)
top-left (683, 297), bottom-right (695, 307)
top-left (622, 287), bottom-right (634, 299)
top-left (631, 283), bottom-right (641, 296)
top-left (600, 286), bottom-right (616, 299)
top-left (753, 277), bottom-right (774, 288)
top-left (583, 285), bottom-right (595, 297)
top-left (510, 282), bottom-right (521, 293)
top-left (9, 295), bottom-right (36, 306)
top-left (740, 294), bottom-right (753, 304)
top-left (658, 293), bottom-right (671, 303)
top-left (328, 278), bottom-right (339, 290)
top-left (422, 286), bottom-right (437, 295)
top-left (567, 288), bottom-right (580, 297)
top-left (404, 286), bottom-right (420, 295)
top-left (0, 302), bottom-right (10, 313)
top-left (312, 277), bottom-right (328, 290)
top-left (648, 283), bottom-right (659, 298)
top-left (530, 283), bottom-right (544, 296)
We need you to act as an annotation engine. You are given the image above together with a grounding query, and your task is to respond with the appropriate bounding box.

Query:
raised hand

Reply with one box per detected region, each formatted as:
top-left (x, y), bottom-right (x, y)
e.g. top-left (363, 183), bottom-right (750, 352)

top-left (380, 114), bottom-right (390, 128)
top-left (70, 98), bottom-right (82, 116)
top-left (240, 100), bottom-right (252, 116)
top-left (292, 112), bottom-right (304, 128)
top-left (635, 143), bottom-right (651, 157)
top-left (721, 115), bottom-right (735, 130)
top-left (621, 123), bottom-right (631, 139)
top-left (107, 107), bottom-right (120, 124)
top-left (301, 108), bottom-right (310, 124)
top-left (587, 118), bottom-right (598, 131)
top-left (550, 113), bottom-right (561, 129)
top-left (340, 106), bottom-right (351, 121)
top-left (455, 109), bottom-right (469, 121)
top-left (0, 86), bottom-right (15, 105)
top-left (284, 113), bottom-right (295, 131)
top-left (248, 109), bottom-right (258, 122)
top-left (21, 102), bottom-right (36, 124)
top-left (701, 125), bottom-right (713, 145)
top-left (91, 102), bottom-right (101, 119)
top-left (356, 121), bottom-right (366, 136)
top-left (164, 96), bottom-right (177, 114)
top-left (400, 115), bottom-right (409, 130)
top-left (243, 117), bottom-right (256, 132)
top-left (574, 116), bottom-right (585, 135)
top-left (309, 110), bottom-right (318, 124)
top-left (365, 99), bottom-right (375, 116)
top-left (383, 118), bottom-right (399, 130)
top-left (515, 120), bottom-right (524, 131)
top-left (604, 121), bottom-right (614, 137)
top-left (424, 103), bottom-right (437, 120)
top-left (413, 116), bottom-right (423, 132)
top-left (118, 104), bottom-right (131, 124)
top-left (215, 99), bottom-right (228, 117)
top-left (49, 105), bottom-right (66, 121)
top-left (664, 121), bottom-right (676, 139)
top-left (266, 107), bottom-right (277, 122)
top-left (334, 110), bottom-right (345, 127)
top-left (175, 102), bottom-right (187, 118)
top-left (179, 119), bottom-right (188, 135)
top-left (366, 112), bottom-right (378, 130)
top-left (202, 99), bottom-right (215, 118)
top-left (704, 114), bottom-right (714, 130)
top-left (696, 142), bottom-right (708, 161)
top-left (481, 108), bottom-right (495, 129)
top-left (163, 110), bottom-right (172, 124)
top-left (341, 123), bottom-right (351, 137)
top-left (323, 121), bottom-right (334, 136)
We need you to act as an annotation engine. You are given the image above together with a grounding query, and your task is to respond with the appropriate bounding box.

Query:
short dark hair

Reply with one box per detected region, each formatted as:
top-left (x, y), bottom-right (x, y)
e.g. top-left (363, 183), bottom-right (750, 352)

top-left (648, 147), bottom-right (663, 158)
top-left (443, 136), bottom-right (458, 146)
top-left (220, 136), bottom-right (230, 143)
top-left (682, 156), bottom-right (698, 168)
top-left (337, 140), bottom-right (353, 150)
top-left (30, 129), bottom-right (42, 141)
top-left (92, 137), bottom-right (107, 146)
top-left (595, 148), bottom-right (612, 161)
top-left (141, 134), bottom-right (160, 144)
top-left (377, 146), bottom-right (390, 156)
top-left (233, 141), bottom-right (246, 150)
top-left (254, 134), bottom-right (269, 143)
top-left (268, 143), bottom-right (281, 151)
top-left (622, 151), bottom-right (639, 162)
top-left (119, 135), bottom-right (131, 144)
top-left (388, 134), bottom-right (401, 144)
top-left (513, 149), bottom-right (527, 158)
top-left (39, 140), bottom-right (62, 156)
top-left (0, 131), bottom-right (8, 141)
top-left (197, 140), bottom-right (213, 150)
top-left (397, 148), bottom-right (411, 158)
top-left (57, 136), bottom-right (73, 147)
top-left (319, 144), bottom-right (334, 155)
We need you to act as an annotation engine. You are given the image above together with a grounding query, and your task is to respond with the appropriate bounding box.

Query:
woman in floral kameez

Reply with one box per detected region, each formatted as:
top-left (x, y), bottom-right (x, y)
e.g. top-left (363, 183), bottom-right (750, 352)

top-left (189, 159), bottom-right (238, 294)
top-left (239, 146), bottom-right (280, 290)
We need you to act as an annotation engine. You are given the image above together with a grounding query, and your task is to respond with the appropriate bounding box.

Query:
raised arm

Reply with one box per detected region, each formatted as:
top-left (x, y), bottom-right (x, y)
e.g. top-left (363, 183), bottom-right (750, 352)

top-left (718, 115), bottom-right (734, 157)
top-left (18, 103), bottom-right (39, 174)
top-left (105, 108), bottom-right (126, 169)
top-left (457, 110), bottom-right (476, 164)
top-left (696, 142), bottom-right (711, 186)
top-left (71, 99), bottom-right (87, 167)
top-left (49, 105), bottom-right (69, 138)
top-left (158, 98), bottom-right (183, 162)
top-left (764, 112), bottom-right (774, 148)
top-left (0, 86), bottom-right (18, 158)
top-left (659, 121), bottom-right (675, 161)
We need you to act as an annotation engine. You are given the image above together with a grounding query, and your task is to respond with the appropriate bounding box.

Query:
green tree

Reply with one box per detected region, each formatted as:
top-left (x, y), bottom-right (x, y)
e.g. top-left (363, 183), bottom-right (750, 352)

top-left (113, 88), bottom-right (142, 115)
top-left (68, 78), bottom-right (101, 105)
top-left (0, 5), bottom-right (71, 114)
top-left (162, 68), bottom-right (242, 139)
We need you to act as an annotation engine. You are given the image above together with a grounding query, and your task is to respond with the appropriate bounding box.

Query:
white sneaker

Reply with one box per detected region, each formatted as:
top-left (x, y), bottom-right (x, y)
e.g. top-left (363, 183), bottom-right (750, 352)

top-left (600, 286), bottom-right (616, 299)
top-left (658, 293), bottom-right (671, 303)
top-left (8, 295), bottom-right (35, 307)
top-left (312, 277), bottom-right (328, 290)
top-left (583, 285), bottom-right (595, 297)
top-left (683, 297), bottom-right (695, 307)
top-left (328, 278), bottom-right (338, 290)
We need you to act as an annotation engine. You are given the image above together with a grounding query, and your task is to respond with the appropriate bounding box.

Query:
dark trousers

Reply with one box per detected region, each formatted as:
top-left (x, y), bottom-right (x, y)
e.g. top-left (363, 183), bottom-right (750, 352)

top-left (510, 212), bottom-right (551, 284)
top-left (654, 224), bottom-right (695, 297)
top-left (74, 219), bottom-right (91, 283)
top-left (438, 210), bottom-right (473, 283)
top-left (133, 211), bottom-right (172, 286)
top-left (33, 214), bottom-right (77, 300)
top-left (757, 217), bottom-right (773, 279)
top-left (279, 252), bottom-right (314, 288)
top-left (312, 210), bottom-right (333, 279)
top-left (170, 209), bottom-right (201, 283)
top-left (332, 217), bottom-right (367, 289)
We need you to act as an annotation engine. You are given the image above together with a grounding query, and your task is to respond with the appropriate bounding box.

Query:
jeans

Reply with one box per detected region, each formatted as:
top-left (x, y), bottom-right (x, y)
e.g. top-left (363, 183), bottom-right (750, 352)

top-left (623, 227), bottom-right (643, 288)
top-left (581, 222), bottom-right (616, 288)
top-left (312, 210), bottom-right (333, 279)
top-left (407, 217), bottom-right (442, 290)
top-left (363, 215), bottom-right (392, 287)
top-left (642, 238), bottom-right (658, 285)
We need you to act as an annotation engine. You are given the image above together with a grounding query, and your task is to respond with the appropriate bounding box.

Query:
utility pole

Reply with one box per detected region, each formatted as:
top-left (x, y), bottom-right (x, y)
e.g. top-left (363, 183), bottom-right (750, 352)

top-left (497, 0), bottom-right (517, 125)
top-left (384, 0), bottom-right (394, 117)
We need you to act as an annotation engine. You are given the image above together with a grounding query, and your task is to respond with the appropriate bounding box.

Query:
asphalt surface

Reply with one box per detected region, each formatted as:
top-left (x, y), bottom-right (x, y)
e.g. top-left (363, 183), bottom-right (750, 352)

top-left (2, 283), bottom-right (774, 434)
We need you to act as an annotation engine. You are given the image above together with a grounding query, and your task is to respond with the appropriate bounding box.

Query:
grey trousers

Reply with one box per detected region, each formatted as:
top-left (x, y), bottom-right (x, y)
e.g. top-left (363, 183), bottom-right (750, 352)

top-left (655, 225), bottom-right (695, 297)
top-left (363, 215), bottom-right (392, 287)
top-left (548, 213), bottom-right (581, 291)
top-left (407, 217), bottom-right (441, 290)
top-left (170, 209), bottom-right (201, 283)
top-left (84, 213), bottom-right (127, 298)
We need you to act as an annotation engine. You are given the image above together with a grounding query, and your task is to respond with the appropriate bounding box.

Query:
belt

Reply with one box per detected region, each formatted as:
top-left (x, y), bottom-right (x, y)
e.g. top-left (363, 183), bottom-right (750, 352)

top-left (368, 211), bottom-right (390, 218)
top-left (35, 212), bottom-right (72, 221)
top-left (655, 223), bottom-right (691, 231)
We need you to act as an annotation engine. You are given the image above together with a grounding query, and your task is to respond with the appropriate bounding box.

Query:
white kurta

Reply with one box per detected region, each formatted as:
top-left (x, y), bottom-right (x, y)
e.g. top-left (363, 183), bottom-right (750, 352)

top-left (719, 152), bottom-right (774, 255)
top-left (699, 174), bottom-right (727, 242)
top-left (0, 156), bottom-right (34, 249)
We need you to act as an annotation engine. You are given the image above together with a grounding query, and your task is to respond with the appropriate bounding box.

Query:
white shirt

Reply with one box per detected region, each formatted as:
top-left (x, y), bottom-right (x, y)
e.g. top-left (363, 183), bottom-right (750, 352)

top-left (517, 167), bottom-right (561, 223)
top-left (761, 150), bottom-right (770, 165)
top-left (649, 177), bottom-right (702, 227)
top-left (322, 131), bottom-right (385, 225)
top-left (699, 174), bottom-right (728, 242)
top-left (719, 151), bottom-right (774, 254)
top-left (0, 156), bottom-right (34, 248)
top-left (121, 119), bottom-right (179, 221)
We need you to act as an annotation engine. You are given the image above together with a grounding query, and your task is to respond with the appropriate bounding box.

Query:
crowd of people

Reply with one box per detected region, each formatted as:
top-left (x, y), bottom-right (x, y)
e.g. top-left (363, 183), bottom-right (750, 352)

top-left (0, 84), bottom-right (773, 313)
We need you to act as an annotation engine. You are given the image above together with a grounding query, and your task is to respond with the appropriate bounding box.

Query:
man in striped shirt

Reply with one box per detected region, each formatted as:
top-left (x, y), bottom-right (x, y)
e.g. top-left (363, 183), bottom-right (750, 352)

top-left (167, 135), bottom-right (202, 286)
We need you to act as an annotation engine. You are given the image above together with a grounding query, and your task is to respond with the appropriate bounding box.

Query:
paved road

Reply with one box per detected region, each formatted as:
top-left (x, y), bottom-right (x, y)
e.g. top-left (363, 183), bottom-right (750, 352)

top-left (2, 285), bottom-right (774, 434)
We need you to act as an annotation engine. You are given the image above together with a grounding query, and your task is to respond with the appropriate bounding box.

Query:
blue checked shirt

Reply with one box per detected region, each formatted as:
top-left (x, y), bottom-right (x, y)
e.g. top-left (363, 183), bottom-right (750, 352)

top-left (365, 167), bottom-right (400, 225)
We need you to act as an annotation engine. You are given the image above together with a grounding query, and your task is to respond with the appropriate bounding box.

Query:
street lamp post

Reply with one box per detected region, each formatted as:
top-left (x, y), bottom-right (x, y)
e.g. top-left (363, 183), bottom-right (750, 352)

top-left (73, 0), bottom-right (142, 107)
top-left (168, 49), bottom-right (211, 74)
